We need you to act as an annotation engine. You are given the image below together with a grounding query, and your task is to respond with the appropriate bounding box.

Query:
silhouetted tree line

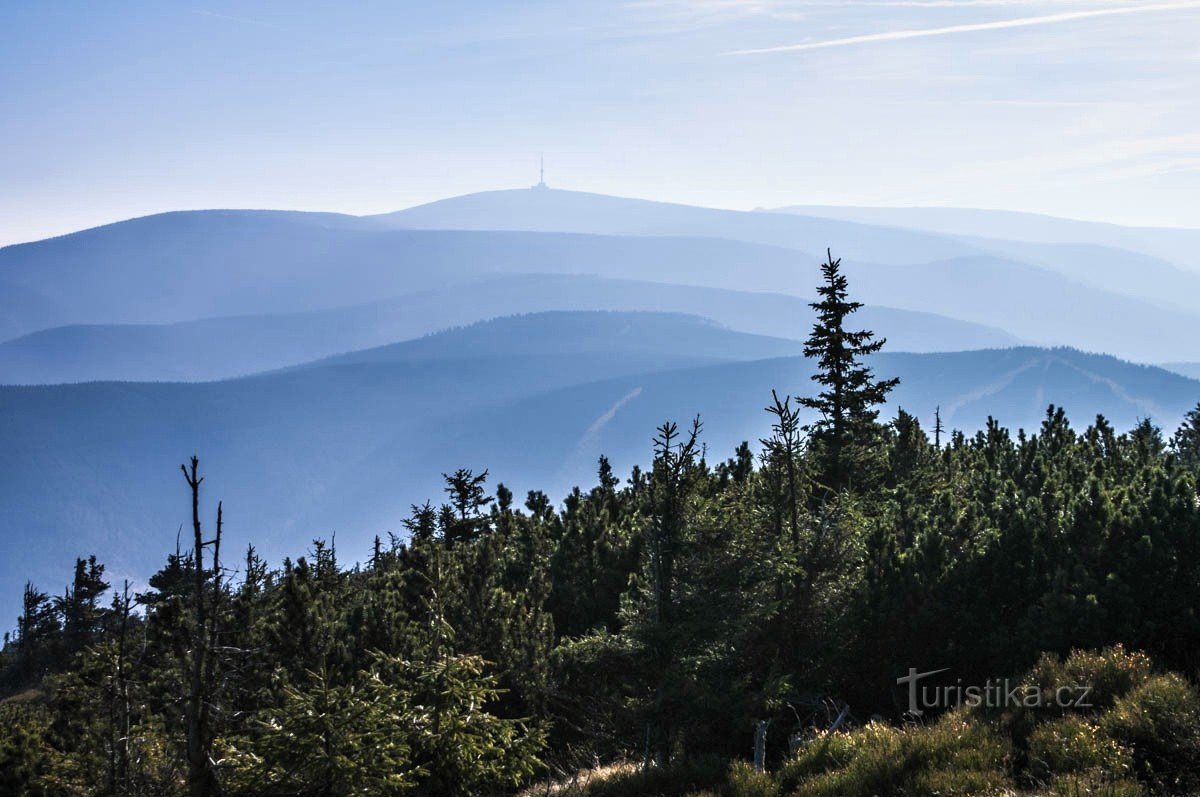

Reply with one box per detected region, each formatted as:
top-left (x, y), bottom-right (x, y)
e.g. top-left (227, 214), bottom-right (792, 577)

top-left (4, 252), bottom-right (1200, 794)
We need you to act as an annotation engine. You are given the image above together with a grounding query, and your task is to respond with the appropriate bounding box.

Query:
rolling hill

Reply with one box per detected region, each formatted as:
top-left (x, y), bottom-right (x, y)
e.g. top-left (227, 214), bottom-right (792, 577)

top-left (840, 256), bottom-right (1200, 362)
top-left (776, 205), bottom-right (1200, 272)
top-left (0, 275), bottom-right (1019, 384)
top-left (1, 311), bottom-right (1197, 624)
top-left (8, 190), bottom-right (1200, 371)
top-left (374, 187), bottom-right (983, 265)
top-left (0, 209), bottom-right (825, 340)
top-left (946, 238), bottom-right (1200, 312)
top-left (377, 189), bottom-right (1200, 362)
top-left (1163, 362), bottom-right (1200, 381)
top-left (295, 312), bottom-right (805, 369)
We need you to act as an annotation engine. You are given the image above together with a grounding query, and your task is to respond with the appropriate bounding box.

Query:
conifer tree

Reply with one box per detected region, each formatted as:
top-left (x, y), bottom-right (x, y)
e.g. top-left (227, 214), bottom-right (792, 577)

top-left (441, 468), bottom-right (494, 544)
top-left (14, 584), bottom-right (58, 685)
top-left (761, 390), bottom-right (805, 546)
top-left (645, 418), bottom-right (701, 765)
top-left (57, 556), bottom-right (109, 657)
top-left (799, 249), bottom-right (898, 494)
top-left (1171, 402), bottom-right (1200, 473)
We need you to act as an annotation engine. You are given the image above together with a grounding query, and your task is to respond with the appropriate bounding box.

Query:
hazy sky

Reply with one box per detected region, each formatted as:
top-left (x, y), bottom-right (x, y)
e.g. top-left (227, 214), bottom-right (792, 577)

top-left (2, 0), bottom-right (1198, 245)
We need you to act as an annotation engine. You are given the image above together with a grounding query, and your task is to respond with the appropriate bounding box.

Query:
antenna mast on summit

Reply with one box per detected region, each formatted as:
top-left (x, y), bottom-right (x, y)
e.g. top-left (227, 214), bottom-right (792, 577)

top-left (534, 152), bottom-right (548, 189)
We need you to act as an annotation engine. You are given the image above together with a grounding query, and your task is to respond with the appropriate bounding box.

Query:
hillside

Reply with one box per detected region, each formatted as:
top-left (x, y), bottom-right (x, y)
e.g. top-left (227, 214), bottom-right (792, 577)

top-left (297, 311), bottom-right (804, 369)
top-left (0, 275), bottom-right (1018, 384)
top-left (378, 190), bottom-right (1200, 362)
top-left (1, 311), bottom-right (1195, 622)
top-left (842, 256), bottom-right (1200, 362)
top-left (0, 210), bottom-right (819, 340)
top-left (1163, 362), bottom-right (1200, 381)
top-left (776, 204), bottom-right (1200, 271)
top-left (374, 187), bottom-right (982, 265)
top-left (950, 238), bottom-right (1200, 311)
top-left (6, 191), bottom-right (1200, 370)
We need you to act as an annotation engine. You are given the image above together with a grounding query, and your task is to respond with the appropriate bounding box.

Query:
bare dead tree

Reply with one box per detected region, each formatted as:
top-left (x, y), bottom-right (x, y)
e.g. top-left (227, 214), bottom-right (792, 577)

top-left (108, 580), bottom-right (132, 795)
top-left (181, 456), bottom-right (222, 797)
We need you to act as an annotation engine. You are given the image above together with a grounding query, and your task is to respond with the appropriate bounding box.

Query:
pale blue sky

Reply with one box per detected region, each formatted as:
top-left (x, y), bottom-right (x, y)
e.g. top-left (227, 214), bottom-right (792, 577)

top-left (2, 0), bottom-right (1198, 245)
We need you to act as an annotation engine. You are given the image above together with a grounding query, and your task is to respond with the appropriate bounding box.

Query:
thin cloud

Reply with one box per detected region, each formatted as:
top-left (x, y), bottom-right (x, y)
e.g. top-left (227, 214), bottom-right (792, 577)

top-left (191, 9), bottom-right (285, 31)
top-left (725, 1), bottom-right (1200, 54)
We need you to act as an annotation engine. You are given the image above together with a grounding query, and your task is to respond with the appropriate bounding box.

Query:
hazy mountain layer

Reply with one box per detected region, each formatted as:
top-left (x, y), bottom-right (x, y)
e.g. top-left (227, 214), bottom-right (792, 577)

top-left (7, 192), bottom-right (1199, 368)
top-left (0, 275), bottom-right (1018, 384)
top-left (843, 256), bottom-right (1200, 363)
top-left (2, 312), bottom-right (1196, 623)
top-left (950, 238), bottom-right (1200, 312)
top-left (776, 205), bottom-right (1200, 272)
top-left (379, 190), bottom-right (1200, 361)
top-left (375, 187), bottom-right (982, 265)
top-left (1163, 363), bottom-right (1200, 381)
top-left (0, 209), bottom-right (823, 340)
top-left (296, 312), bottom-right (804, 369)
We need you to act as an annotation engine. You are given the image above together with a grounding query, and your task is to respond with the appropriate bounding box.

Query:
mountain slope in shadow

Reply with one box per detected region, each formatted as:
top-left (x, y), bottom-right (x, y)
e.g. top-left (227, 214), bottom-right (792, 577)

top-left (776, 204), bottom-right (1200, 272)
top-left (375, 187), bottom-right (982, 265)
top-left (0, 210), bottom-right (819, 339)
top-left (1, 312), bottom-right (1195, 623)
top-left (0, 275), bottom-right (1018, 384)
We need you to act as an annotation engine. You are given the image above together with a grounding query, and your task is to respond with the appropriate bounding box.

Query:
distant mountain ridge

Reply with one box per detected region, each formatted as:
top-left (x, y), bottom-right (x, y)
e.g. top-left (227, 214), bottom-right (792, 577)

top-left (7, 189), bottom-right (1200, 373)
top-left (293, 311), bottom-right (804, 369)
top-left (839, 255), bottom-right (1200, 362)
top-left (774, 204), bottom-right (1200, 271)
top-left (6, 189), bottom-right (1200, 625)
top-left (374, 187), bottom-right (983, 265)
top-left (0, 274), bottom-right (1019, 384)
top-left (1, 311), bottom-right (1196, 622)
top-left (0, 206), bottom-right (857, 340)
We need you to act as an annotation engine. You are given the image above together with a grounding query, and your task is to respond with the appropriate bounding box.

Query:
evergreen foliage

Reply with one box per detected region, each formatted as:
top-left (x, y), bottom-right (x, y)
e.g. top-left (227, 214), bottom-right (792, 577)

top-left (2, 252), bottom-right (1200, 794)
top-left (799, 250), bottom-right (898, 495)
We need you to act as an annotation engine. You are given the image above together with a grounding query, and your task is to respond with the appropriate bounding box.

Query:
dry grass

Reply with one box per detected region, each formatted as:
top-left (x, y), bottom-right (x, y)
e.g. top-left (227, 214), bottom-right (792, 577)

top-left (0, 687), bottom-right (43, 705)
top-left (518, 759), bottom-right (725, 796)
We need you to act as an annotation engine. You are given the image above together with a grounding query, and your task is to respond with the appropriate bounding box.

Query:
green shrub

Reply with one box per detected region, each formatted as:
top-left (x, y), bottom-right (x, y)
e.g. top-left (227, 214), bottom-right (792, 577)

top-left (1026, 716), bottom-right (1132, 781)
top-left (0, 702), bottom-right (51, 797)
top-left (775, 728), bottom-right (860, 790)
top-left (531, 757), bottom-right (727, 797)
top-left (1097, 673), bottom-right (1200, 792)
top-left (727, 759), bottom-right (778, 797)
top-left (1003, 646), bottom-right (1153, 748)
top-left (906, 766), bottom-right (1013, 796)
top-left (1027, 646), bottom-right (1151, 714)
top-left (1040, 772), bottom-right (1146, 796)
top-left (777, 713), bottom-right (1010, 797)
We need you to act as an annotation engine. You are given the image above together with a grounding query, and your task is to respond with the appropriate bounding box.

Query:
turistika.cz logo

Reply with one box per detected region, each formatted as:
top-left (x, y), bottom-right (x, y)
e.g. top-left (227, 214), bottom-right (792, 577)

top-left (897, 668), bottom-right (1093, 716)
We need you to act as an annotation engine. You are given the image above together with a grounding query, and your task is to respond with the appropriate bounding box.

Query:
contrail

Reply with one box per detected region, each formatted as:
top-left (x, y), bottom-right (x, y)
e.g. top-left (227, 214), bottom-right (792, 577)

top-left (725, 1), bottom-right (1200, 55)
top-left (192, 9), bottom-right (285, 31)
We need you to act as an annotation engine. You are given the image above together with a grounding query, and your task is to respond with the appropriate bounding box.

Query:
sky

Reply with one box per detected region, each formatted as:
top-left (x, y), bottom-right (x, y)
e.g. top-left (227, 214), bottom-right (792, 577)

top-left (1, 0), bottom-right (1198, 245)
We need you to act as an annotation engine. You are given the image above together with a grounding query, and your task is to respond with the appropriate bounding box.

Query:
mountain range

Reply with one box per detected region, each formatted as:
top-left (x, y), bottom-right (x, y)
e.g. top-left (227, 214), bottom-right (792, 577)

top-left (2, 311), bottom-right (1199, 617)
top-left (776, 204), bottom-right (1200, 272)
top-left (0, 274), bottom-right (1017, 384)
top-left (3, 187), bottom-right (1200, 622)
top-left (5, 189), bottom-right (1200, 369)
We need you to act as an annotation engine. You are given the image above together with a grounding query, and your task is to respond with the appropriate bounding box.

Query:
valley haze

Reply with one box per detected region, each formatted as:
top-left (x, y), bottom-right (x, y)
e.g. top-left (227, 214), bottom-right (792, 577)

top-left (7, 4), bottom-right (1200, 793)
top-left (2, 187), bottom-right (1200, 624)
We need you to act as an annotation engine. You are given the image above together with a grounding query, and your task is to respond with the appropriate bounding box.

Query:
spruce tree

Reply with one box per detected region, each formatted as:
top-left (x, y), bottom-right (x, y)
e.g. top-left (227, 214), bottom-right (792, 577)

top-left (57, 556), bottom-right (109, 657)
top-left (442, 468), bottom-right (494, 544)
top-left (761, 389), bottom-right (805, 546)
top-left (1172, 402), bottom-right (1200, 473)
top-left (800, 249), bottom-right (899, 494)
top-left (14, 584), bottom-right (58, 685)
